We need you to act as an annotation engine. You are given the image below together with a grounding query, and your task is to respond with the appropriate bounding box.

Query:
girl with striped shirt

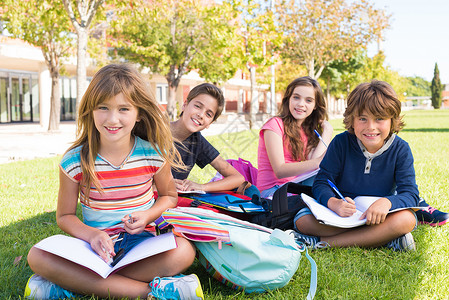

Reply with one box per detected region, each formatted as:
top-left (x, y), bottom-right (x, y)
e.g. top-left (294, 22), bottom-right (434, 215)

top-left (25, 64), bottom-right (203, 300)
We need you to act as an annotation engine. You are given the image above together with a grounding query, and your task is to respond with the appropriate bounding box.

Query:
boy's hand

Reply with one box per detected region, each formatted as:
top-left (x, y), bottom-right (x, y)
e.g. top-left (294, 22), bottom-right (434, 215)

top-left (122, 212), bottom-right (148, 235)
top-left (90, 230), bottom-right (115, 263)
top-left (361, 197), bottom-right (391, 225)
top-left (174, 179), bottom-right (203, 192)
top-left (328, 196), bottom-right (357, 217)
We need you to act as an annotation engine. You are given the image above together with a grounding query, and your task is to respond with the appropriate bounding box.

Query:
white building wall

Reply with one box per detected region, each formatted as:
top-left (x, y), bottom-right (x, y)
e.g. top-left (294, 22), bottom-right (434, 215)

top-left (38, 67), bottom-right (51, 129)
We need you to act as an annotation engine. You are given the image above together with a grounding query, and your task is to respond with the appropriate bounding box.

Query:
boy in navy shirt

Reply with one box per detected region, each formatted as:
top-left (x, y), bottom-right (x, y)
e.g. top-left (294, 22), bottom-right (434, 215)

top-left (294, 80), bottom-right (420, 251)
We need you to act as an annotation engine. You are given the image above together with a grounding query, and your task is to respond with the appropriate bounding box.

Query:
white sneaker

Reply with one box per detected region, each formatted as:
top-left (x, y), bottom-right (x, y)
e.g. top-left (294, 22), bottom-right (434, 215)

top-left (149, 274), bottom-right (204, 300)
top-left (385, 232), bottom-right (416, 251)
top-left (24, 274), bottom-right (75, 299)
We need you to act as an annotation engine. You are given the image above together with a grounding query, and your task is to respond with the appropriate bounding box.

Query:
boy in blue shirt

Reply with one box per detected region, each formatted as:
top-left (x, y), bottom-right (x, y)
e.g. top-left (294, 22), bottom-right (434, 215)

top-left (293, 80), bottom-right (423, 251)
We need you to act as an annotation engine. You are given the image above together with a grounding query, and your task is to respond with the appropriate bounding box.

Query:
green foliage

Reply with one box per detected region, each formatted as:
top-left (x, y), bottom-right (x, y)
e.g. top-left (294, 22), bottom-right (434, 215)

top-left (109, 0), bottom-right (240, 118)
top-left (1, 0), bottom-right (76, 130)
top-left (321, 51), bottom-right (408, 100)
top-left (431, 63), bottom-right (443, 109)
top-left (1, 0), bottom-right (74, 62)
top-left (276, 0), bottom-right (390, 79)
top-left (190, 1), bottom-right (242, 84)
top-left (270, 59), bottom-right (308, 94)
top-left (236, 0), bottom-right (282, 71)
top-left (405, 76), bottom-right (431, 97)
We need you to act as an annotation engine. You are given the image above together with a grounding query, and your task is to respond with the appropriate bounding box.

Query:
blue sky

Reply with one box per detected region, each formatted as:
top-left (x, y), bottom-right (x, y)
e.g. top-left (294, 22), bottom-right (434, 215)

top-left (368, 0), bottom-right (449, 83)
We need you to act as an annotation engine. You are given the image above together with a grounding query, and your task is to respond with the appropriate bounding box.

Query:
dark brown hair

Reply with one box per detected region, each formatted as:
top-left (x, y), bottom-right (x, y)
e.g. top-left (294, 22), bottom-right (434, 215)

top-left (185, 83), bottom-right (225, 122)
top-left (343, 80), bottom-right (404, 135)
top-left (279, 76), bottom-right (328, 160)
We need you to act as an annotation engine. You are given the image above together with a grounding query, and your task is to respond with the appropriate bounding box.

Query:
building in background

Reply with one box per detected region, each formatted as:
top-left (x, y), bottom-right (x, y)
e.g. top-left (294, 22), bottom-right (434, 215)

top-left (442, 84), bottom-right (449, 108)
top-left (0, 36), bottom-right (276, 128)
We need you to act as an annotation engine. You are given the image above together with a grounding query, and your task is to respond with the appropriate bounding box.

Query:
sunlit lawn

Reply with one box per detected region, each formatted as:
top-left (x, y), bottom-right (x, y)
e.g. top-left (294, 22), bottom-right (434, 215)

top-left (1, 109), bottom-right (448, 299)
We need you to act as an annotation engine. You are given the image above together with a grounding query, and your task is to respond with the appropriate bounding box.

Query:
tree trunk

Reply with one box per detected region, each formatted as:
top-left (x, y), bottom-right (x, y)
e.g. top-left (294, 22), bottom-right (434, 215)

top-left (270, 64), bottom-right (276, 116)
top-left (315, 65), bottom-right (325, 79)
top-left (307, 59), bottom-right (315, 79)
top-left (166, 84), bottom-right (178, 120)
top-left (48, 71), bottom-right (61, 131)
top-left (76, 28), bottom-right (88, 111)
top-left (326, 76), bottom-right (331, 114)
top-left (249, 66), bottom-right (258, 129)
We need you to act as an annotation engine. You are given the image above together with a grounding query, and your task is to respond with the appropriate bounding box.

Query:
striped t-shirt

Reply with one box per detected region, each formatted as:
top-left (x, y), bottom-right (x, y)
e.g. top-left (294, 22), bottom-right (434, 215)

top-left (60, 136), bottom-right (164, 234)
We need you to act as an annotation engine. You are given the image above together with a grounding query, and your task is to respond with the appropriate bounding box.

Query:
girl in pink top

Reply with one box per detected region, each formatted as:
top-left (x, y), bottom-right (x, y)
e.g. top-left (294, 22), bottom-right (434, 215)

top-left (257, 77), bottom-right (333, 198)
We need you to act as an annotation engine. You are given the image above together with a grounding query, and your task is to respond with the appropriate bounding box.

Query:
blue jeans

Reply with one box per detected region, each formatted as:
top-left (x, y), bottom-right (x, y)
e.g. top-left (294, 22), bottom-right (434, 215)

top-left (261, 175), bottom-right (316, 199)
top-left (113, 231), bottom-right (155, 256)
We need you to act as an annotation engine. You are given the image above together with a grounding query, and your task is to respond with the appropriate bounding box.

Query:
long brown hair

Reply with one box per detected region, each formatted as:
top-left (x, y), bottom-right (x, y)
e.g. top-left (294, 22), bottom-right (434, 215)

top-left (68, 64), bottom-right (182, 200)
top-left (278, 77), bottom-right (328, 160)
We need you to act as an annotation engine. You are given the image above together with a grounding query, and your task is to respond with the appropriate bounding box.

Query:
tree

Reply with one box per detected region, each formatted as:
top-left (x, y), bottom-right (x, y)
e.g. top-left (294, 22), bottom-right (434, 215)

top-left (321, 51), bottom-right (367, 99)
top-left (268, 58), bottom-right (307, 95)
top-left (405, 76), bottom-right (430, 97)
top-left (431, 63), bottom-right (443, 109)
top-left (1, 0), bottom-right (74, 131)
top-left (62, 0), bottom-right (105, 107)
top-left (322, 51), bottom-right (408, 102)
top-left (236, 0), bottom-right (282, 126)
top-left (110, 0), bottom-right (239, 120)
top-left (276, 0), bottom-right (390, 79)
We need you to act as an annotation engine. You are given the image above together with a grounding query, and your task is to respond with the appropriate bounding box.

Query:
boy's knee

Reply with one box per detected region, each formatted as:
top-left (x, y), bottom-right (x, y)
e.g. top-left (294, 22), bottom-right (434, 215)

top-left (295, 214), bottom-right (317, 235)
top-left (390, 210), bottom-right (416, 234)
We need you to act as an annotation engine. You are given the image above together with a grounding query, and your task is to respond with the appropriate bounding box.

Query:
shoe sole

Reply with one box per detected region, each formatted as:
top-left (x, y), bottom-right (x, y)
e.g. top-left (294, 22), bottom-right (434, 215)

top-left (23, 274), bottom-right (36, 298)
top-left (402, 233), bottom-right (416, 251)
top-left (418, 219), bottom-right (449, 227)
top-left (192, 274), bottom-right (205, 300)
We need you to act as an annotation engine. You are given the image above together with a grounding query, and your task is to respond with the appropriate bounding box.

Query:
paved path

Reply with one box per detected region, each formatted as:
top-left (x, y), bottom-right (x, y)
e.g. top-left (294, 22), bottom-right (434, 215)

top-left (0, 122), bottom-right (77, 164)
top-left (0, 116), bottom-right (258, 164)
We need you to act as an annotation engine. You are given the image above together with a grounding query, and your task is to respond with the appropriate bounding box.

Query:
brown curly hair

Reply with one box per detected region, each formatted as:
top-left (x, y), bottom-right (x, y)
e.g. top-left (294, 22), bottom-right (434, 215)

top-left (343, 80), bottom-right (404, 137)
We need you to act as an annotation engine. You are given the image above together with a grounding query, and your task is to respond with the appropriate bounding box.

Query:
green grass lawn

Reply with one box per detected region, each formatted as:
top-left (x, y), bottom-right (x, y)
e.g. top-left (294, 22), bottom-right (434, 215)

top-left (1, 109), bottom-right (448, 299)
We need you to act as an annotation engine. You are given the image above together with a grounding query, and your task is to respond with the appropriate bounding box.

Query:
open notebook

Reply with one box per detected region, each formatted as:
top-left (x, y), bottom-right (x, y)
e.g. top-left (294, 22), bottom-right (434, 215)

top-left (301, 194), bottom-right (420, 228)
top-left (33, 232), bottom-right (177, 278)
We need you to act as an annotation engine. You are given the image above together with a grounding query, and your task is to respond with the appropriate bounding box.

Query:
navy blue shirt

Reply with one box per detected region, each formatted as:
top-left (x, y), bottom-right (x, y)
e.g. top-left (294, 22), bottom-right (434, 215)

top-left (312, 131), bottom-right (419, 210)
top-left (172, 132), bottom-right (219, 180)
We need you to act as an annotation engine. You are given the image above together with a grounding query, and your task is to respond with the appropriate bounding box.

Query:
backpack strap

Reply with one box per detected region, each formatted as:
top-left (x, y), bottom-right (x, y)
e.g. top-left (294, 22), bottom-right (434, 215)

top-left (271, 182), bottom-right (290, 217)
top-left (235, 181), bottom-right (252, 195)
top-left (303, 246), bottom-right (317, 300)
top-left (271, 182), bottom-right (313, 217)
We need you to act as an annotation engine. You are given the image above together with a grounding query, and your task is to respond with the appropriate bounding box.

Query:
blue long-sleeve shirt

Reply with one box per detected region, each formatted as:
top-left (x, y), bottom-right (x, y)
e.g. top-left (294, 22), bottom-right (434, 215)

top-left (312, 131), bottom-right (419, 210)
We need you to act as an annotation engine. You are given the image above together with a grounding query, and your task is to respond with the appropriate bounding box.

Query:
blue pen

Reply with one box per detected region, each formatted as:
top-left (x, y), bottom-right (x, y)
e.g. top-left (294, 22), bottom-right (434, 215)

top-left (314, 129), bottom-right (328, 148)
top-left (327, 179), bottom-right (347, 202)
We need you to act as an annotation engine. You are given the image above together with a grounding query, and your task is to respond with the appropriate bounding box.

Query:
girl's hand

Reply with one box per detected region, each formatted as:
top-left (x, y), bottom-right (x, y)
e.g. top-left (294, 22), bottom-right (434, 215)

top-left (328, 196), bottom-right (357, 217)
top-left (174, 179), bottom-right (202, 192)
top-left (89, 230), bottom-right (115, 263)
top-left (122, 211), bottom-right (148, 235)
top-left (320, 120), bottom-right (332, 133)
top-left (361, 197), bottom-right (391, 225)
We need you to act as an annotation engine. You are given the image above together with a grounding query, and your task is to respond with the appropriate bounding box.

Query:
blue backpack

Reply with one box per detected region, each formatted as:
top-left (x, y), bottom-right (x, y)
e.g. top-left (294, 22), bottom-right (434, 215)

top-left (155, 207), bottom-right (317, 297)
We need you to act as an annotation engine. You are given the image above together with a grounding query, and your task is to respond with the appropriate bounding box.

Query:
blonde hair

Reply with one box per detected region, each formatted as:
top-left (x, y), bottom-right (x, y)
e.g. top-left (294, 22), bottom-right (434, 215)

top-left (343, 80), bottom-right (404, 136)
top-left (69, 64), bottom-right (182, 200)
top-left (279, 77), bottom-right (328, 160)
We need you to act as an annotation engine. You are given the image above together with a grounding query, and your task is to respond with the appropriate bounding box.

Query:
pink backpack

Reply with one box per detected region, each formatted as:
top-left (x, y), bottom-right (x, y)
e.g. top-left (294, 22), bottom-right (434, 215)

top-left (211, 158), bottom-right (258, 185)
